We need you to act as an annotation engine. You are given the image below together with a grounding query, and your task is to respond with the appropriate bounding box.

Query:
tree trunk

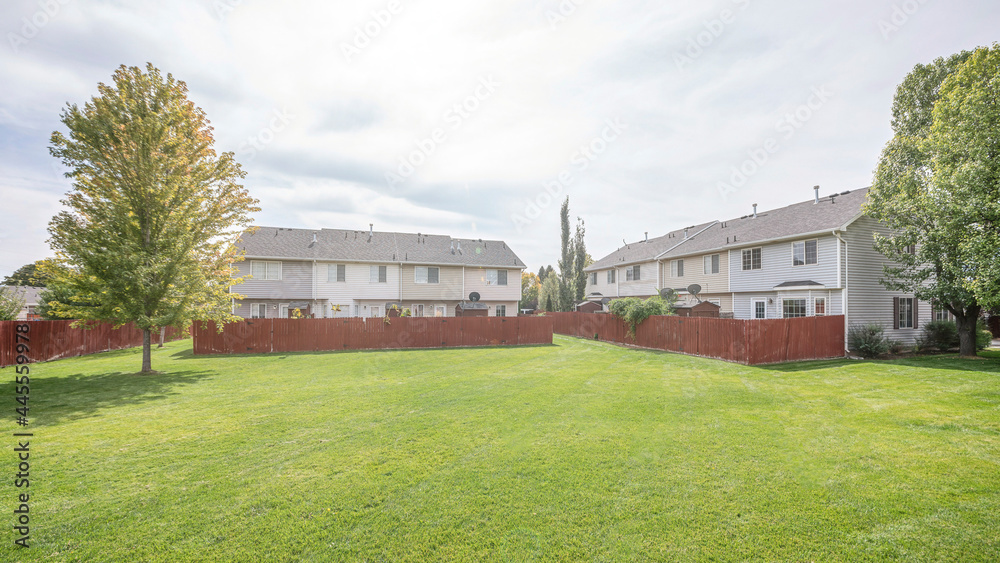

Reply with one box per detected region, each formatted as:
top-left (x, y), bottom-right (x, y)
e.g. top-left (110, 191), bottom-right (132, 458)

top-left (158, 326), bottom-right (166, 348)
top-left (141, 329), bottom-right (152, 373)
top-left (956, 307), bottom-right (981, 358)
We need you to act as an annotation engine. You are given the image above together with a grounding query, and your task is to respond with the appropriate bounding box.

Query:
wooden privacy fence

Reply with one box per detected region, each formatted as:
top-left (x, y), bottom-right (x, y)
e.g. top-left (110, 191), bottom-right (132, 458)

top-left (0, 321), bottom-right (187, 367)
top-left (192, 316), bottom-right (554, 355)
top-left (543, 312), bottom-right (845, 365)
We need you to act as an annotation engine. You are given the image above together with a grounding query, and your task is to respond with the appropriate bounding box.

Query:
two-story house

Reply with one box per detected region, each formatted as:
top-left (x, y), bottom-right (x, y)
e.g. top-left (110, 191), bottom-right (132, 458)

top-left (232, 226), bottom-right (525, 319)
top-left (586, 187), bottom-right (938, 346)
top-left (582, 223), bottom-right (717, 310)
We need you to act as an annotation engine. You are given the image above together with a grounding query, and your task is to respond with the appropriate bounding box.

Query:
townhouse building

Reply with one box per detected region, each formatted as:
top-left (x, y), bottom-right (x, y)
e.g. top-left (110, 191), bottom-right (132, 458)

top-left (232, 226), bottom-right (525, 319)
top-left (585, 187), bottom-right (943, 346)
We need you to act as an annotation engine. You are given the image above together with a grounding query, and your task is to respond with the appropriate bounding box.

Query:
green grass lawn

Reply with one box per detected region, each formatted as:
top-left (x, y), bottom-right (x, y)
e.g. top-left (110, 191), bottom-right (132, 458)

top-left (2, 336), bottom-right (999, 562)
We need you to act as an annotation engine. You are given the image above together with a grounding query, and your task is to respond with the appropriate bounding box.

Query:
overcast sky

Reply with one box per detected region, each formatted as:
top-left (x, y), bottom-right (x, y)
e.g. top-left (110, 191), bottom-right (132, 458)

top-left (1, 0), bottom-right (997, 279)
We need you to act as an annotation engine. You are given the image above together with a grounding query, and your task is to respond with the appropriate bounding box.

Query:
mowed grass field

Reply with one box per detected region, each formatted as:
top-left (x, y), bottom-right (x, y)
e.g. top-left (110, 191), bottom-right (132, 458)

top-left (2, 336), bottom-right (999, 562)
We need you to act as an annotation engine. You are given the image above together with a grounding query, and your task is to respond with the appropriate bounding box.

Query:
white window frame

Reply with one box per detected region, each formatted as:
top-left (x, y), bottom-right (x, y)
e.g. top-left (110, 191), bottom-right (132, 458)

top-left (413, 304), bottom-right (424, 317)
top-left (370, 265), bottom-right (387, 284)
top-left (434, 305), bottom-right (446, 317)
top-left (328, 264), bottom-right (346, 283)
top-left (251, 260), bottom-right (282, 281)
top-left (353, 304), bottom-right (360, 317)
top-left (782, 298), bottom-right (807, 318)
top-left (670, 260), bottom-right (684, 278)
top-left (495, 304), bottom-right (507, 317)
top-left (590, 272), bottom-right (598, 285)
top-left (704, 254), bottom-right (720, 275)
top-left (752, 299), bottom-right (766, 320)
top-left (814, 297), bottom-right (826, 316)
top-left (250, 303), bottom-right (267, 319)
top-left (415, 266), bottom-right (440, 284)
top-left (742, 248), bottom-right (762, 271)
top-left (899, 297), bottom-right (915, 329)
top-left (370, 306), bottom-right (380, 318)
top-left (792, 239), bottom-right (818, 267)
top-left (279, 303), bottom-right (289, 318)
top-left (933, 306), bottom-right (954, 322)
top-left (607, 270), bottom-right (616, 284)
top-left (626, 265), bottom-right (641, 281)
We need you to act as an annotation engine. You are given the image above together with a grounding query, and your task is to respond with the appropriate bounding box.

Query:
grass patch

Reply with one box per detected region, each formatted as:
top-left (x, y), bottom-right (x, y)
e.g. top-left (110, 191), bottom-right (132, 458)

top-left (2, 337), bottom-right (999, 561)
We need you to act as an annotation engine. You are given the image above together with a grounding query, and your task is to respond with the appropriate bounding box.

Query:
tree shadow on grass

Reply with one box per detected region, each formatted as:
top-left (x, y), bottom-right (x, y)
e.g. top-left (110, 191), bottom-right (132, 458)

top-left (765, 352), bottom-right (1000, 375)
top-left (169, 343), bottom-right (557, 361)
top-left (2, 368), bottom-right (214, 428)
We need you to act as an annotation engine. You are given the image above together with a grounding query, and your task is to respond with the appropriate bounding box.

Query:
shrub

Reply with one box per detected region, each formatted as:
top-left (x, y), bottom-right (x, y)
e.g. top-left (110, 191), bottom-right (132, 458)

top-left (608, 296), bottom-right (673, 338)
top-left (921, 320), bottom-right (959, 352)
top-left (977, 319), bottom-right (993, 350)
top-left (848, 323), bottom-right (890, 358)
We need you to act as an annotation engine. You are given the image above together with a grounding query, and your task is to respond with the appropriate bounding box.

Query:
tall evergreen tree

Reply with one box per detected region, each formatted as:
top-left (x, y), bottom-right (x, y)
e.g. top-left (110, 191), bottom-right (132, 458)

top-left (572, 218), bottom-right (588, 303)
top-left (557, 197), bottom-right (574, 311)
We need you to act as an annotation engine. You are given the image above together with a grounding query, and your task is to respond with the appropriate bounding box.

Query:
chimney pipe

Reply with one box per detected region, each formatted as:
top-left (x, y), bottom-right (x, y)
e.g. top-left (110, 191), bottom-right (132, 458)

top-left (312, 233), bottom-right (317, 244)
top-left (684, 228), bottom-right (689, 239)
top-left (644, 232), bottom-right (648, 242)
top-left (752, 203), bottom-right (758, 218)
top-left (814, 185), bottom-right (820, 204)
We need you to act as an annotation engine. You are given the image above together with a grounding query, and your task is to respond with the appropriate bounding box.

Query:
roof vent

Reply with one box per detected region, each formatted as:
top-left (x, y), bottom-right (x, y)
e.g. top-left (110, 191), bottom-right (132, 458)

top-left (830, 195), bottom-right (837, 204)
top-left (450, 240), bottom-right (455, 255)
top-left (312, 233), bottom-right (318, 244)
top-left (814, 185), bottom-right (820, 204)
top-left (457, 241), bottom-right (462, 254)
top-left (644, 232), bottom-right (648, 242)
top-left (752, 204), bottom-right (758, 218)
top-left (683, 228), bottom-right (689, 239)
top-left (368, 224), bottom-right (373, 242)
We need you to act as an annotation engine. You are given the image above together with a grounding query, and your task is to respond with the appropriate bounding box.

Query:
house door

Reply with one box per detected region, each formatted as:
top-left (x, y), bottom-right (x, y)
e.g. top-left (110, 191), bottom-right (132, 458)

top-left (752, 299), bottom-right (766, 319)
top-left (279, 304), bottom-right (289, 318)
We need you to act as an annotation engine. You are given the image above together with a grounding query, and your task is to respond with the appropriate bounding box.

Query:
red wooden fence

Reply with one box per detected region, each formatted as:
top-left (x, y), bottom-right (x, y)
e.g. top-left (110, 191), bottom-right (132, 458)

top-left (192, 316), bottom-right (554, 355)
top-left (543, 312), bottom-right (845, 365)
top-left (0, 321), bottom-right (187, 367)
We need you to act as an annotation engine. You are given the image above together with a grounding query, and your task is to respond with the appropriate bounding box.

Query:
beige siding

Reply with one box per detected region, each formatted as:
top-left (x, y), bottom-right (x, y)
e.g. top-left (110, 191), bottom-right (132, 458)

top-left (661, 252), bottom-right (729, 294)
top-left (401, 265), bottom-right (464, 301)
top-left (464, 267), bottom-right (521, 302)
top-left (587, 267), bottom-right (619, 298)
top-left (617, 261), bottom-right (659, 297)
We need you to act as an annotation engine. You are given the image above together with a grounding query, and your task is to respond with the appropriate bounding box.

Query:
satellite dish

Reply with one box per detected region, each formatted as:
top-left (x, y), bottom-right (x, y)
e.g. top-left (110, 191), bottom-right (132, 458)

top-left (686, 284), bottom-right (702, 298)
top-left (659, 288), bottom-right (676, 300)
top-left (469, 292), bottom-right (481, 302)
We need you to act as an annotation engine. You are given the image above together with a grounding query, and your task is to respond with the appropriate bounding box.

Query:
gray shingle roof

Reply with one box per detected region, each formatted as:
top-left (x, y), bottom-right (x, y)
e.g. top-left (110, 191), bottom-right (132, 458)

top-left (2, 286), bottom-right (42, 305)
top-left (237, 227), bottom-right (526, 269)
top-left (659, 188), bottom-right (868, 259)
top-left (584, 221), bottom-right (717, 272)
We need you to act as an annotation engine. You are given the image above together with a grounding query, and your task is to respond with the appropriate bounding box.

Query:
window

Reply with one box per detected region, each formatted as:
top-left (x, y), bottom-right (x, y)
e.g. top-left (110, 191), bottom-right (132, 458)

top-left (279, 304), bottom-right (289, 318)
top-left (895, 297), bottom-right (916, 329)
top-left (590, 272), bottom-right (598, 285)
top-left (495, 305), bottom-right (507, 317)
top-left (250, 303), bottom-right (266, 319)
top-left (413, 304), bottom-right (424, 317)
top-left (704, 254), bottom-right (720, 275)
top-left (753, 299), bottom-right (766, 319)
top-left (434, 305), bottom-right (446, 317)
top-left (353, 305), bottom-right (360, 317)
top-left (933, 304), bottom-right (954, 322)
top-left (485, 269), bottom-right (508, 286)
top-left (370, 265), bottom-right (387, 283)
top-left (607, 270), bottom-right (616, 284)
top-left (905, 244), bottom-right (916, 255)
top-left (670, 260), bottom-right (684, 278)
top-left (370, 306), bottom-right (380, 318)
top-left (328, 264), bottom-right (346, 283)
top-left (814, 297), bottom-right (826, 316)
top-left (782, 299), bottom-right (807, 318)
top-left (415, 266), bottom-right (439, 284)
top-left (742, 248), bottom-right (762, 270)
top-left (792, 240), bottom-right (818, 266)
top-left (250, 260), bottom-right (281, 280)
top-left (626, 265), bottom-right (641, 281)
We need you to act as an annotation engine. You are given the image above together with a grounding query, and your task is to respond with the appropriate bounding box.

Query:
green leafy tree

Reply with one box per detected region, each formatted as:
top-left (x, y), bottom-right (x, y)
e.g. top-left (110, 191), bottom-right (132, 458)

top-left (46, 63), bottom-right (260, 373)
top-left (537, 266), bottom-right (548, 282)
top-left (2, 260), bottom-right (53, 287)
top-left (608, 295), bottom-right (675, 338)
top-left (928, 44), bottom-right (1000, 313)
top-left (865, 49), bottom-right (985, 357)
top-left (520, 271), bottom-right (540, 310)
top-left (538, 273), bottom-right (560, 312)
top-left (0, 287), bottom-right (26, 321)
